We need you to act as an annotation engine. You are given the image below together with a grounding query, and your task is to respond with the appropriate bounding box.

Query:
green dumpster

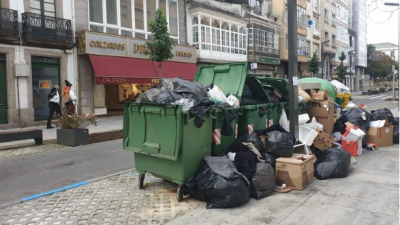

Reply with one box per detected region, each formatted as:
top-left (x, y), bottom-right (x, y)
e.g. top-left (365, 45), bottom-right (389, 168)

top-left (123, 102), bottom-right (212, 201)
top-left (194, 63), bottom-right (274, 140)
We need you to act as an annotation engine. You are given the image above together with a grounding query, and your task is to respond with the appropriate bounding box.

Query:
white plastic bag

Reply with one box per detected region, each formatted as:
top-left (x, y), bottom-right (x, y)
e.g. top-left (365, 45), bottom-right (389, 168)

top-left (330, 80), bottom-right (351, 94)
top-left (343, 101), bottom-right (358, 111)
top-left (279, 110), bottom-right (290, 132)
top-left (225, 95), bottom-right (240, 108)
top-left (207, 85), bottom-right (227, 103)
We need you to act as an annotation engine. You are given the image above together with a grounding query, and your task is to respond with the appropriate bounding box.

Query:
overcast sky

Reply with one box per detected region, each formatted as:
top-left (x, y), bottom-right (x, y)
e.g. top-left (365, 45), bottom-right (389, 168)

top-left (367, 1), bottom-right (399, 45)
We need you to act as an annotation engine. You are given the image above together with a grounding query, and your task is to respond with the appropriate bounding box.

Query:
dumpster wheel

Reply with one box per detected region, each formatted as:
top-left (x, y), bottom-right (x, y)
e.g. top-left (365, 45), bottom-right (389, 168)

top-left (176, 186), bottom-right (184, 202)
top-left (138, 173), bottom-right (146, 189)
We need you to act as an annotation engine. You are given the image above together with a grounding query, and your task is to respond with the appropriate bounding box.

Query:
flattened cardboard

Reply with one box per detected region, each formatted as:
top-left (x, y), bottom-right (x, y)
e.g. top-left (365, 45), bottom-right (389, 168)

top-left (367, 119), bottom-right (393, 147)
top-left (276, 154), bottom-right (315, 191)
top-left (311, 90), bottom-right (328, 101)
top-left (313, 129), bottom-right (335, 150)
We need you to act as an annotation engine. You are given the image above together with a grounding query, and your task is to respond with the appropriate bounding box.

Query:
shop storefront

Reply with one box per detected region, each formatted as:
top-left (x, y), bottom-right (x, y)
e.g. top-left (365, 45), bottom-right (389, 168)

top-left (77, 31), bottom-right (197, 115)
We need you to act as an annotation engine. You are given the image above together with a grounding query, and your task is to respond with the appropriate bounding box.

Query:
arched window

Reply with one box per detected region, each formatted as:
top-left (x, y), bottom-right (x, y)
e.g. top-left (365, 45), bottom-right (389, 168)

top-left (221, 22), bottom-right (229, 52)
top-left (192, 16), bottom-right (199, 45)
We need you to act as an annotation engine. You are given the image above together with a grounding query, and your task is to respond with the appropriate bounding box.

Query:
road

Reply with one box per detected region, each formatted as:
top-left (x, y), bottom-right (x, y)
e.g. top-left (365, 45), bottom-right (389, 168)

top-left (0, 140), bottom-right (133, 206)
top-left (351, 90), bottom-right (398, 106)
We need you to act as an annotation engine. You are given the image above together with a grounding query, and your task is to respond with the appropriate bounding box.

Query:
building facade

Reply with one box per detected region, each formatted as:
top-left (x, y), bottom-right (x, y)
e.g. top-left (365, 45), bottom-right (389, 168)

top-left (0, 0), bottom-right (75, 128)
top-left (373, 42), bottom-right (399, 61)
top-left (78, 0), bottom-right (197, 115)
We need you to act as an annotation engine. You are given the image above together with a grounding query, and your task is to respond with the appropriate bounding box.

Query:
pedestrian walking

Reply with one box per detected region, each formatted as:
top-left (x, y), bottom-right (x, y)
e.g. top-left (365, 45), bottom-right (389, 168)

top-left (47, 85), bottom-right (61, 129)
top-left (62, 80), bottom-right (77, 114)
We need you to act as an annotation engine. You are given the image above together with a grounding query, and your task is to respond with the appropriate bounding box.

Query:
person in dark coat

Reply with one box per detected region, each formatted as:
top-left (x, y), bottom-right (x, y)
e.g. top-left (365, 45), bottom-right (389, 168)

top-left (47, 85), bottom-right (61, 129)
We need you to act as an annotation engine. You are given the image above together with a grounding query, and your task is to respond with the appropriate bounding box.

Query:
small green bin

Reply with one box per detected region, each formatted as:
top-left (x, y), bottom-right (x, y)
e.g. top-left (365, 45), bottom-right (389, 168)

top-left (123, 102), bottom-right (212, 200)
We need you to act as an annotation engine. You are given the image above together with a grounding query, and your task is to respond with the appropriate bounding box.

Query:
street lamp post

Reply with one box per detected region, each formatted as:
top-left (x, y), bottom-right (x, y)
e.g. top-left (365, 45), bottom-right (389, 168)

top-left (384, 2), bottom-right (400, 106)
top-left (348, 50), bottom-right (356, 91)
top-left (321, 40), bottom-right (330, 79)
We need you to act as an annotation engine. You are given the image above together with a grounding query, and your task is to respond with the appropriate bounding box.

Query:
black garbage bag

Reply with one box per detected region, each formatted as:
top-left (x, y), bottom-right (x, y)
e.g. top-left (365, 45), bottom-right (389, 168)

top-left (237, 134), bottom-right (264, 152)
top-left (371, 108), bottom-right (396, 124)
top-left (264, 86), bottom-right (280, 103)
top-left (261, 153), bottom-right (276, 169)
top-left (184, 156), bottom-right (250, 209)
top-left (333, 119), bottom-right (347, 134)
top-left (251, 163), bottom-right (276, 200)
top-left (394, 117), bottom-right (399, 144)
top-left (189, 99), bottom-right (214, 128)
top-left (136, 88), bottom-right (162, 103)
top-left (242, 84), bottom-right (262, 105)
top-left (162, 78), bottom-right (208, 97)
top-left (154, 90), bottom-right (184, 104)
top-left (314, 146), bottom-right (351, 180)
top-left (264, 130), bottom-right (294, 158)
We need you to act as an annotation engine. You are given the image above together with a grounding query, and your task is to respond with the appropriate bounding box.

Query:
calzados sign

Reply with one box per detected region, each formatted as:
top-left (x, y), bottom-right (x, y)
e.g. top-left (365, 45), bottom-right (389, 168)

top-left (90, 40), bottom-right (126, 50)
top-left (98, 77), bottom-right (160, 84)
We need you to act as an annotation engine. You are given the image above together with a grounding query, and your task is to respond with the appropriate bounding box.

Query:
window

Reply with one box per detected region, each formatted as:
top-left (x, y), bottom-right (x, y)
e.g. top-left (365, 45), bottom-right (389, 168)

top-left (332, 35), bottom-right (336, 47)
top-left (313, 0), bottom-right (319, 12)
top-left (331, 13), bottom-right (336, 26)
top-left (30, 0), bottom-right (55, 17)
top-left (298, 34), bottom-right (307, 55)
top-left (297, 6), bottom-right (306, 28)
top-left (324, 32), bottom-right (329, 43)
top-left (313, 43), bottom-right (319, 54)
top-left (90, 0), bottom-right (103, 23)
top-left (254, 0), bottom-right (262, 15)
top-left (169, 1), bottom-right (178, 36)
top-left (201, 17), bottom-right (211, 50)
top-left (106, 0), bottom-right (118, 24)
top-left (120, 0), bottom-right (132, 28)
top-left (324, 9), bottom-right (329, 23)
top-left (391, 51), bottom-right (395, 58)
top-left (307, 41), bottom-right (311, 56)
top-left (194, 15), bottom-right (246, 55)
top-left (349, 36), bottom-right (353, 47)
top-left (89, 0), bottom-right (179, 40)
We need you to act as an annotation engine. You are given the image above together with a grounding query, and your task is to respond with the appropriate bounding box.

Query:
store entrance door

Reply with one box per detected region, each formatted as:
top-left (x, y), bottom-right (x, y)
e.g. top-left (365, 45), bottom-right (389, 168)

top-left (31, 57), bottom-right (60, 121)
top-left (0, 55), bottom-right (7, 124)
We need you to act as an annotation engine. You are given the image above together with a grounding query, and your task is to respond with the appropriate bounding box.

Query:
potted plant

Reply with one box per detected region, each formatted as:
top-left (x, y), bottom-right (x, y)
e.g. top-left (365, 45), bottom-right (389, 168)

top-left (56, 109), bottom-right (97, 146)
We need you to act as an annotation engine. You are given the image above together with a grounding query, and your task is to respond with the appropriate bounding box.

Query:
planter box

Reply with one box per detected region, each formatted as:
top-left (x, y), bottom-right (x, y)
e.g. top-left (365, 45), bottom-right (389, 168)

top-left (57, 128), bottom-right (89, 146)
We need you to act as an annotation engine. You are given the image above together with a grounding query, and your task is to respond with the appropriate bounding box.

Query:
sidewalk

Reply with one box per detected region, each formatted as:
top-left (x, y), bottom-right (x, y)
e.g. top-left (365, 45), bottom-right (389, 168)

top-left (0, 144), bottom-right (398, 225)
top-left (0, 116), bottom-right (123, 149)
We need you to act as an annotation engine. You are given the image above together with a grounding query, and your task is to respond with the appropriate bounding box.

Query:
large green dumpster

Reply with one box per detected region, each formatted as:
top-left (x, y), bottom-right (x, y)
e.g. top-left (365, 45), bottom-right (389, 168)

top-left (123, 102), bottom-right (212, 201)
top-left (194, 62), bottom-right (274, 139)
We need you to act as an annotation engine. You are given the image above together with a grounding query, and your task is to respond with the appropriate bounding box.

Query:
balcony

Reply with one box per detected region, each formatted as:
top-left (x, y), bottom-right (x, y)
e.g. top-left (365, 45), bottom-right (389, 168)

top-left (22, 12), bottom-right (73, 49)
top-left (0, 8), bottom-right (19, 44)
top-left (253, 6), bottom-right (262, 15)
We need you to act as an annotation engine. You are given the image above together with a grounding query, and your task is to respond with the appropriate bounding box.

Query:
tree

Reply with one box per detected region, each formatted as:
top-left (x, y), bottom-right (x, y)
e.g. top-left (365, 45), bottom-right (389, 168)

top-left (308, 52), bottom-right (320, 76)
top-left (337, 51), bottom-right (347, 82)
top-left (144, 9), bottom-right (174, 78)
top-left (366, 48), bottom-right (394, 81)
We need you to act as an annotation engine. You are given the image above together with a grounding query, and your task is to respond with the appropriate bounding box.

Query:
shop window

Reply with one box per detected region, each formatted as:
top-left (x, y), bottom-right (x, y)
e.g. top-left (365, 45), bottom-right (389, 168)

top-left (121, 30), bottom-right (133, 36)
top-left (118, 83), bottom-right (152, 103)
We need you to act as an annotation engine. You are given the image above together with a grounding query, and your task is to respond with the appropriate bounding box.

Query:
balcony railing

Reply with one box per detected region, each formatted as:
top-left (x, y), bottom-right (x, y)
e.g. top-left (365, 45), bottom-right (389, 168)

top-left (22, 12), bottom-right (73, 49)
top-left (253, 6), bottom-right (262, 15)
top-left (0, 8), bottom-right (19, 43)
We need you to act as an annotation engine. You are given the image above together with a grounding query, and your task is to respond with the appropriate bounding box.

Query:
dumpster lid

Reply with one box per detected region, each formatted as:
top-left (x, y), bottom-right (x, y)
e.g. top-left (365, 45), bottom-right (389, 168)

top-left (194, 62), bottom-right (268, 102)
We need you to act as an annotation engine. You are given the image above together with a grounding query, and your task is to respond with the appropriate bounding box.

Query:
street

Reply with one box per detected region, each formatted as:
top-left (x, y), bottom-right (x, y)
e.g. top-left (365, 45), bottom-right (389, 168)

top-left (0, 140), bottom-right (133, 207)
top-left (352, 91), bottom-right (399, 106)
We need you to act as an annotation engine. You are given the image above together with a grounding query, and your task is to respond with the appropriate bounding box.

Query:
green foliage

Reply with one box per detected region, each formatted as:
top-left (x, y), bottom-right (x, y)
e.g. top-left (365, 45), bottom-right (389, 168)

top-left (337, 51), bottom-right (346, 81)
top-left (308, 52), bottom-right (319, 75)
top-left (145, 9), bottom-right (174, 77)
top-left (366, 48), bottom-right (395, 81)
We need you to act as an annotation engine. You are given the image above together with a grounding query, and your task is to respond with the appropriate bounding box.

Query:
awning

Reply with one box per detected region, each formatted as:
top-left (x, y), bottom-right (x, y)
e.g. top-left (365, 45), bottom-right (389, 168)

top-left (89, 55), bottom-right (197, 84)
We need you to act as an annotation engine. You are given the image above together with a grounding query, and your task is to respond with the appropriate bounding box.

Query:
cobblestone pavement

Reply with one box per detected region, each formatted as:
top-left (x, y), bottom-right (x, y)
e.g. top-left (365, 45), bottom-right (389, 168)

top-left (0, 171), bottom-right (204, 225)
top-left (0, 142), bottom-right (70, 160)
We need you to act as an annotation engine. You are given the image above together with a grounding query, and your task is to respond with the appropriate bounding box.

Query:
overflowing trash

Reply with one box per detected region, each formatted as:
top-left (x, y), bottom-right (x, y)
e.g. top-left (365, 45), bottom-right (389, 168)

top-left (251, 163), bottom-right (276, 200)
top-left (184, 156), bottom-right (250, 209)
top-left (314, 146), bottom-right (351, 180)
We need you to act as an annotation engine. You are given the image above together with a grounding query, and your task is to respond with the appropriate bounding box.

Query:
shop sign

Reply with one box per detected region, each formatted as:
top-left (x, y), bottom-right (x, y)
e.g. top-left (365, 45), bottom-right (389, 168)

top-left (81, 31), bottom-right (196, 63)
top-left (39, 80), bottom-right (51, 89)
top-left (259, 57), bottom-right (280, 65)
top-left (96, 77), bottom-right (161, 84)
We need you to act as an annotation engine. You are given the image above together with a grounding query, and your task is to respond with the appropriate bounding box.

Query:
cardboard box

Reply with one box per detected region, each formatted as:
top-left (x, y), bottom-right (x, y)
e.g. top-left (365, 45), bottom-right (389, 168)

top-left (343, 122), bottom-right (366, 142)
top-left (276, 154), bottom-right (316, 191)
top-left (308, 100), bottom-right (335, 134)
top-left (313, 129), bottom-right (335, 150)
top-left (311, 90), bottom-right (328, 101)
top-left (367, 120), bottom-right (393, 147)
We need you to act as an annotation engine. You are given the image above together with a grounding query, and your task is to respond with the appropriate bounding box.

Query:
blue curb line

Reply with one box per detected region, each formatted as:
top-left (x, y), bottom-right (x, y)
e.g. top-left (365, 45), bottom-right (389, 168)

top-left (21, 181), bottom-right (89, 202)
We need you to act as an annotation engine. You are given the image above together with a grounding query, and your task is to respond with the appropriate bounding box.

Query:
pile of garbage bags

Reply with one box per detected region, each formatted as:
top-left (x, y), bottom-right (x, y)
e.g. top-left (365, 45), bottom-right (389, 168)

top-left (314, 146), bottom-right (352, 180)
top-left (371, 108), bottom-right (399, 144)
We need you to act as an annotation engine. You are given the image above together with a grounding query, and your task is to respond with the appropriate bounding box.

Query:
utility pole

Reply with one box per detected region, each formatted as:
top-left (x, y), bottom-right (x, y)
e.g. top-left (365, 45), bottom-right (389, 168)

top-left (288, 0), bottom-right (299, 139)
top-left (393, 64), bottom-right (395, 101)
top-left (321, 40), bottom-right (330, 79)
top-left (384, 2), bottom-right (399, 109)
